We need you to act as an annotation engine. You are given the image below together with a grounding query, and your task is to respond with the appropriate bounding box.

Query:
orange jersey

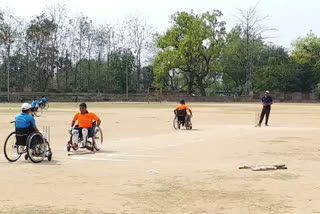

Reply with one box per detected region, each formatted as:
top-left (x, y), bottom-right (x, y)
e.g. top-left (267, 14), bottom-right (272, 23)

top-left (73, 112), bottom-right (100, 128)
top-left (175, 104), bottom-right (190, 111)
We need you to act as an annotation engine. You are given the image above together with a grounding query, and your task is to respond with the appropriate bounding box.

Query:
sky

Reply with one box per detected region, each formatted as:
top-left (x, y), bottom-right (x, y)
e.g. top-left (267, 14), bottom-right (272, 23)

top-left (0, 0), bottom-right (319, 49)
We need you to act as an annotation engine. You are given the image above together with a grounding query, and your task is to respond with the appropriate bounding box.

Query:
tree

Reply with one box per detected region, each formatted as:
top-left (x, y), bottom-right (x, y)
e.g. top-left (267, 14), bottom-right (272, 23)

top-left (291, 32), bottom-right (320, 92)
top-left (26, 13), bottom-right (58, 91)
top-left (221, 27), bottom-right (247, 96)
top-left (255, 46), bottom-right (298, 92)
top-left (125, 15), bottom-right (153, 90)
top-left (0, 9), bottom-right (23, 99)
top-left (108, 49), bottom-right (136, 93)
top-left (141, 65), bottom-right (154, 89)
top-left (153, 10), bottom-right (226, 96)
top-left (235, 3), bottom-right (275, 93)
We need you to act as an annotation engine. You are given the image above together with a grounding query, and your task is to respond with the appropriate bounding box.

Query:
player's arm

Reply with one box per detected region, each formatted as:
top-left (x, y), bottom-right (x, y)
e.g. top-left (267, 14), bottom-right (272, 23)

top-left (186, 106), bottom-right (192, 116)
top-left (92, 113), bottom-right (101, 127)
top-left (71, 113), bottom-right (79, 127)
top-left (265, 98), bottom-right (273, 106)
top-left (269, 98), bottom-right (273, 105)
top-left (174, 107), bottom-right (178, 115)
top-left (30, 117), bottom-right (39, 132)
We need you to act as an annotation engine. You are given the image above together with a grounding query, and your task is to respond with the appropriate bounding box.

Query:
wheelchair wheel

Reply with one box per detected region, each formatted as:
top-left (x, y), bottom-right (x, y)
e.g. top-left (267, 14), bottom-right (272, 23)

top-left (66, 136), bottom-right (72, 152)
top-left (47, 149), bottom-right (52, 161)
top-left (34, 108), bottom-right (42, 117)
top-left (185, 117), bottom-right (191, 130)
top-left (93, 127), bottom-right (103, 151)
top-left (173, 117), bottom-right (180, 130)
top-left (4, 132), bottom-right (22, 162)
top-left (67, 143), bottom-right (71, 152)
top-left (26, 132), bottom-right (46, 163)
top-left (45, 103), bottom-right (49, 110)
top-left (39, 103), bottom-right (44, 110)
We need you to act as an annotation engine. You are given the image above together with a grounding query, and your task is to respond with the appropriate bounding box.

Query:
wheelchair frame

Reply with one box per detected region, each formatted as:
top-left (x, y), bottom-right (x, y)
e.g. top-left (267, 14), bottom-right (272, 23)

top-left (67, 124), bottom-right (103, 152)
top-left (3, 122), bottom-right (52, 163)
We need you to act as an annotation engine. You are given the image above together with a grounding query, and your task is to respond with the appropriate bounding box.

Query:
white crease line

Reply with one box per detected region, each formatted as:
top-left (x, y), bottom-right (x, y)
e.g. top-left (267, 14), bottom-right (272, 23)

top-left (192, 139), bottom-right (205, 143)
top-left (98, 154), bottom-right (168, 158)
top-left (72, 157), bottom-right (129, 162)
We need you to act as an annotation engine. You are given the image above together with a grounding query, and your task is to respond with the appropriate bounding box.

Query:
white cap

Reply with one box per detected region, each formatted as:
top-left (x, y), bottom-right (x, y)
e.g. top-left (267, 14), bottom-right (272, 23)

top-left (22, 103), bottom-right (32, 111)
top-left (265, 90), bottom-right (270, 94)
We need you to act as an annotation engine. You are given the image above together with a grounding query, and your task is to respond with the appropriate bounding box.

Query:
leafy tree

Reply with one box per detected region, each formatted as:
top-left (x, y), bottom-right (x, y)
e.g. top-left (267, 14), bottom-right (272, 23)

top-left (291, 32), bottom-right (320, 92)
top-left (221, 27), bottom-right (247, 96)
top-left (108, 49), bottom-right (136, 93)
top-left (255, 48), bottom-right (298, 92)
top-left (153, 10), bottom-right (226, 96)
top-left (141, 65), bottom-right (154, 90)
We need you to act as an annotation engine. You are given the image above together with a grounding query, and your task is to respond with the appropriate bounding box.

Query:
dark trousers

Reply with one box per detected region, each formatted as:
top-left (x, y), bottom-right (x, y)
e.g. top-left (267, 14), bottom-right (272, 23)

top-left (16, 125), bottom-right (35, 146)
top-left (259, 106), bottom-right (271, 125)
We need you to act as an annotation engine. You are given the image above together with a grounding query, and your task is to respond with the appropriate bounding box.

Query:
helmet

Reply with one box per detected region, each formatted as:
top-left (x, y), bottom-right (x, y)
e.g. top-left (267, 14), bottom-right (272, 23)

top-left (180, 100), bottom-right (185, 104)
top-left (265, 90), bottom-right (270, 94)
top-left (22, 103), bottom-right (32, 111)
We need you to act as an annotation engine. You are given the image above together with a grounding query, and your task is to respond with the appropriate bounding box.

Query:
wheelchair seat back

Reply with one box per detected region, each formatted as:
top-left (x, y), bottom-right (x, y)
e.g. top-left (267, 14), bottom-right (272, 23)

top-left (88, 121), bottom-right (97, 138)
top-left (176, 109), bottom-right (187, 122)
top-left (15, 127), bottom-right (31, 146)
top-left (177, 109), bottom-right (187, 116)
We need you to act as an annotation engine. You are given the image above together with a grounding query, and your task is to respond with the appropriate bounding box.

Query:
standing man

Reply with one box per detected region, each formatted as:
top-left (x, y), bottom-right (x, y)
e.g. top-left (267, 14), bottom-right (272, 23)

top-left (257, 91), bottom-right (273, 127)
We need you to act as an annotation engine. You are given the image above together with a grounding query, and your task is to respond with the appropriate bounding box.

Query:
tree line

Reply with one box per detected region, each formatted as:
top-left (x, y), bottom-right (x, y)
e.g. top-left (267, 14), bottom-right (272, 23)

top-left (0, 5), bottom-right (320, 96)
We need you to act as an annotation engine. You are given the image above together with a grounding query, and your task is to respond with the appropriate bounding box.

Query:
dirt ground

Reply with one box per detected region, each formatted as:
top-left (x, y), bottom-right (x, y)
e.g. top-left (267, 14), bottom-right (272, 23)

top-left (0, 102), bottom-right (320, 214)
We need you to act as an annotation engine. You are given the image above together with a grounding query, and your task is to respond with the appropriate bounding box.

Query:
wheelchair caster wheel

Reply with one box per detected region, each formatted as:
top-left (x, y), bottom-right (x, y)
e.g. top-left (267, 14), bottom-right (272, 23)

top-left (47, 152), bottom-right (52, 161)
top-left (25, 154), bottom-right (29, 160)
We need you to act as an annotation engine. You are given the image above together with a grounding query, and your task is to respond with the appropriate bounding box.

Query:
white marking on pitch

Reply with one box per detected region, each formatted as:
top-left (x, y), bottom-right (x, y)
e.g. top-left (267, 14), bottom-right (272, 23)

top-left (72, 157), bottom-right (129, 162)
top-left (97, 153), bottom-right (169, 158)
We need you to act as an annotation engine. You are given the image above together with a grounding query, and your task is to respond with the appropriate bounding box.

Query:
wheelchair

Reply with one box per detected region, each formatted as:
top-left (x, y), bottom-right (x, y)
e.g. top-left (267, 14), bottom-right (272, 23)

top-left (3, 122), bottom-right (52, 163)
top-left (66, 122), bottom-right (103, 152)
top-left (31, 106), bottom-right (42, 117)
top-left (39, 102), bottom-right (49, 110)
top-left (173, 109), bottom-right (192, 130)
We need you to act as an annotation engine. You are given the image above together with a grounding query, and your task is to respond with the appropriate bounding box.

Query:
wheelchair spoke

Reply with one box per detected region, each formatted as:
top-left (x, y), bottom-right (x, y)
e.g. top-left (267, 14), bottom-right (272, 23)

top-left (27, 132), bottom-right (46, 163)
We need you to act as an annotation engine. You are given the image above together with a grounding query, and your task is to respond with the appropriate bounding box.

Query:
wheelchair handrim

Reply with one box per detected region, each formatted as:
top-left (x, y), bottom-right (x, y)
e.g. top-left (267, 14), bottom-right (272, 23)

top-left (93, 127), bottom-right (103, 151)
top-left (4, 132), bottom-right (22, 162)
top-left (27, 132), bottom-right (46, 163)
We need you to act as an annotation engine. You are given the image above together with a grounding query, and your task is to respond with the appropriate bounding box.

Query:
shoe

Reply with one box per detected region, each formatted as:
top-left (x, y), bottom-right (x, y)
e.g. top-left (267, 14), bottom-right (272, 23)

top-left (265, 124), bottom-right (269, 126)
top-left (72, 143), bottom-right (78, 150)
top-left (255, 124), bottom-right (261, 127)
top-left (18, 146), bottom-right (26, 154)
top-left (86, 145), bottom-right (94, 152)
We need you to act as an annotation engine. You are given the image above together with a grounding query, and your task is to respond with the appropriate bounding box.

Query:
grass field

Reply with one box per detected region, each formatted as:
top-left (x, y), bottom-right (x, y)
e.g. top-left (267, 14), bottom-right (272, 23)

top-left (1, 102), bottom-right (320, 214)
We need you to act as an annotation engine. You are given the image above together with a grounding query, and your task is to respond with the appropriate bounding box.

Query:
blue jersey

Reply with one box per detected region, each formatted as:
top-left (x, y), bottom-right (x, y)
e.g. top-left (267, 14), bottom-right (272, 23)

top-left (32, 100), bottom-right (39, 108)
top-left (262, 96), bottom-right (273, 109)
top-left (262, 96), bottom-right (272, 104)
top-left (41, 97), bottom-right (47, 103)
top-left (15, 113), bottom-right (36, 129)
